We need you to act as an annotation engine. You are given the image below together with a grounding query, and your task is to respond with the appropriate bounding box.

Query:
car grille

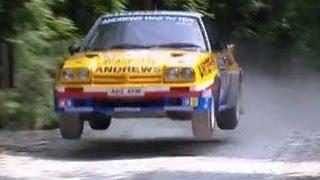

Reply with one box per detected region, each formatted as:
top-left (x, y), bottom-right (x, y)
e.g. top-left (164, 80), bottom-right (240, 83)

top-left (92, 74), bottom-right (163, 84)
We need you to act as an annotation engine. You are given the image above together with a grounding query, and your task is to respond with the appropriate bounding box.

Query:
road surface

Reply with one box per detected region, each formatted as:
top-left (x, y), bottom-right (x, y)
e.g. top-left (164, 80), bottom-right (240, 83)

top-left (1, 45), bottom-right (320, 179)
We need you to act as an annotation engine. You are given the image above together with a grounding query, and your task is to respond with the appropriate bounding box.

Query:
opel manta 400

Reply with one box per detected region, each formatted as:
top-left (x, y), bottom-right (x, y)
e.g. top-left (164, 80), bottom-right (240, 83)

top-left (54, 11), bottom-right (243, 140)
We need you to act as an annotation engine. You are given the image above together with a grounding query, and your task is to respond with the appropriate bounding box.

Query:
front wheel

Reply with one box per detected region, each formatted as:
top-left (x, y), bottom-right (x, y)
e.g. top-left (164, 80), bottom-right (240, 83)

top-left (191, 101), bottom-right (215, 140)
top-left (59, 114), bottom-right (83, 139)
top-left (88, 114), bottom-right (112, 130)
top-left (217, 75), bottom-right (241, 130)
top-left (217, 96), bottom-right (240, 130)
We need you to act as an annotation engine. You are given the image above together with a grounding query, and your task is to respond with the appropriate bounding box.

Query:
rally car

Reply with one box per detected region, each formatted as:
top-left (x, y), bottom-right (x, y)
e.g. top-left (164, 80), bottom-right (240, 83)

top-left (54, 11), bottom-right (243, 140)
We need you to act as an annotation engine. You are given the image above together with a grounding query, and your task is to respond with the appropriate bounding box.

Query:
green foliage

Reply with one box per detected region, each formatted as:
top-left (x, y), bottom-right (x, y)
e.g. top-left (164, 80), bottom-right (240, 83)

top-left (0, 90), bottom-right (20, 128)
top-left (158, 0), bottom-right (319, 59)
top-left (0, 0), bottom-right (75, 129)
top-left (162, 0), bottom-right (209, 12)
top-left (291, 0), bottom-right (320, 57)
top-left (0, 0), bottom-right (128, 130)
top-left (54, 0), bottom-right (126, 34)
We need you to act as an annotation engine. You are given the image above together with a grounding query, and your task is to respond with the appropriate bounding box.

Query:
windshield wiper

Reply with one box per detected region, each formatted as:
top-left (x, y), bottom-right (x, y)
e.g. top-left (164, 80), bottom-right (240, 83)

top-left (85, 43), bottom-right (203, 51)
top-left (153, 43), bottom-right (203, 49)
top-left (109, 43), bottom-right (150, 49)
top-left (84, 44), bottom-right (149, 51)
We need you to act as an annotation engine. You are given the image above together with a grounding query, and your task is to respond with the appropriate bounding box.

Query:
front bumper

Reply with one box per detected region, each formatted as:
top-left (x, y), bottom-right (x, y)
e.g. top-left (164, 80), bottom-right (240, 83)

top-left (55, 85), bottom-right (213, 114)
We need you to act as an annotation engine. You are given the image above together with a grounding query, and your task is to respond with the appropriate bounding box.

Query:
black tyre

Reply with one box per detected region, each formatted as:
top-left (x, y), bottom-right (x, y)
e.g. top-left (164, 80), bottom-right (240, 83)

top-left (191, 101), bottom-right (215, 140)
top-left (217, 95), bottom-right (240, 130)
top-left (217, 107), bottom-right (238, 130)
top-left (217, 74), bottom-right (241, 130)
top-left (88, 114), bottom-right (112, 130)
top-left (59, 114), bottom-right (83, 139)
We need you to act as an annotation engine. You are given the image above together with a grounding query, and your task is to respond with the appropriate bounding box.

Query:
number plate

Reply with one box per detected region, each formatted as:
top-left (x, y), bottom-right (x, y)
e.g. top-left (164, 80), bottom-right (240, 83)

top-left (107, 88), bottom-right (144, 96)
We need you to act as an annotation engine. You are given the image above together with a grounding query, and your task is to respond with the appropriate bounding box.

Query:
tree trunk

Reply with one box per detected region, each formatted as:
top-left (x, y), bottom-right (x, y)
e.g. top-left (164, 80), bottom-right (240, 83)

top-left (0, 42), bottom-right (14, 89)
top-left (143, 0), bottom-right (154, 10)
top-left (144, 0), bottom-right (164, 10)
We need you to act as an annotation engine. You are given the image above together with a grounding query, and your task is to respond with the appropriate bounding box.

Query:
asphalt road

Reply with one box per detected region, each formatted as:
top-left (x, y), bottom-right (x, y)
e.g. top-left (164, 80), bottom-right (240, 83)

top-left (1, 46), bottom-right (320, 179)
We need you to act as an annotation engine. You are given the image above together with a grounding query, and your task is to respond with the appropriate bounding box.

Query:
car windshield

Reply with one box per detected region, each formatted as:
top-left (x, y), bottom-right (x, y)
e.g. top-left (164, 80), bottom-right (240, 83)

top-left (83, 15), bottom-right (207, 52)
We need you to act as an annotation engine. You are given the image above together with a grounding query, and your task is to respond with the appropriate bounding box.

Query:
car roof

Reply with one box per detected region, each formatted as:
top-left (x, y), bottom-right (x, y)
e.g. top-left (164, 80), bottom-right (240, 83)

top-left (102, 11), bottom-right (204, 18)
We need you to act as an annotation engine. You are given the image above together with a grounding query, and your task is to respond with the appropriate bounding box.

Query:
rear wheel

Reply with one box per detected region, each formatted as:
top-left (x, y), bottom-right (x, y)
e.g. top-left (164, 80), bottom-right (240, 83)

top-left (59, 114), bottom-right (83, 139)
top-left (88, 113), bottom-right (112, 130)
top-left (191, 101), bottom-right (215, 140)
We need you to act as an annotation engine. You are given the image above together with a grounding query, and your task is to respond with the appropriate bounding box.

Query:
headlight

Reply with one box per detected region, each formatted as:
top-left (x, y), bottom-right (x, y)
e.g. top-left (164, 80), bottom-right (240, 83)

top-left (181, 68), bottom-right (195, 80)
top-left (165, 68), bottom-right (180, 81)
top-left (62, 69), bottom-right (74, 81)
top-left (165, 67), bottom-right (195, 82)
top-left (77, 68), bottom-right (90, 81)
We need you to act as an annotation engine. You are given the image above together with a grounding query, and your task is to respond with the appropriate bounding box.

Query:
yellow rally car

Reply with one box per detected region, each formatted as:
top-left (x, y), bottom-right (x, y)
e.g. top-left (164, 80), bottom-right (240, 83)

top-left (54, 11), bottom-right (243, 140)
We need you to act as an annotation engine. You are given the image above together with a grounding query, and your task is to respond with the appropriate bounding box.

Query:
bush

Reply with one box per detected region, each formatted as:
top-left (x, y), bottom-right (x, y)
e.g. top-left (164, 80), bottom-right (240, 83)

top-left (0, 0), bottom-right (76, 129)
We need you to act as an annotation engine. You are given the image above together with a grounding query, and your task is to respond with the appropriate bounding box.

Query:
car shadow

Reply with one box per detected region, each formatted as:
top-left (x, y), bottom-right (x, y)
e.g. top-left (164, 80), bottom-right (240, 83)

top-left (61, 138), bottom-right (227, 161)
top-left (0, 133), bottom-right (229, 161)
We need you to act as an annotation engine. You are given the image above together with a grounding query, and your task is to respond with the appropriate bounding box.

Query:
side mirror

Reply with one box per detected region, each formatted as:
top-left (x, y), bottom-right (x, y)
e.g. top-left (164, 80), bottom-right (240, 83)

top-left (68, 43), bottom-right (81, 54)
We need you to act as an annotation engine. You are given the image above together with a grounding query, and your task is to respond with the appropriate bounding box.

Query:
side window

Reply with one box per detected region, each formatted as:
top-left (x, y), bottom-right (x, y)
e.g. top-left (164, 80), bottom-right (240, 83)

top-left (201, 16), bottom-right (226, 51)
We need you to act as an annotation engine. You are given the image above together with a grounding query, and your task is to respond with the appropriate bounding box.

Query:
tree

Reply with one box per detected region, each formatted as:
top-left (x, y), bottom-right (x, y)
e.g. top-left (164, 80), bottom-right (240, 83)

top-left (0, 0), bottom-right (76, 129)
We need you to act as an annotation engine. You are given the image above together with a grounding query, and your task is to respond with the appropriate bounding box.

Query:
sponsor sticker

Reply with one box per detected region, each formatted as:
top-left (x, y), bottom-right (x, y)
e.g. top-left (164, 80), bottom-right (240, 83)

top-left (114, 107), bottom-right (141, 112)
top-left (190, 97), bottom-right (199, 107)
top-left (164, 106), bottom-right (193, 111)
top-left (95, 66), bottom-right (161, 74)
top-left (64, 107), bottom-right (93, 113)
top-left (199, 58), bottom-right (215, 77)
top-left (101, 15), bottom-right (196, 25)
